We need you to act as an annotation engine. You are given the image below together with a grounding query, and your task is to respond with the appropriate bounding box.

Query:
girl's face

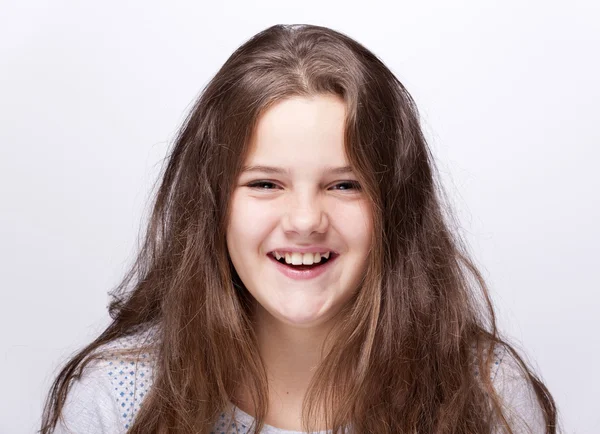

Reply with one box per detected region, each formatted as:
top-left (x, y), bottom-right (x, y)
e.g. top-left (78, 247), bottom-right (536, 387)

top-left (226, 94), bottom-right (373, 328)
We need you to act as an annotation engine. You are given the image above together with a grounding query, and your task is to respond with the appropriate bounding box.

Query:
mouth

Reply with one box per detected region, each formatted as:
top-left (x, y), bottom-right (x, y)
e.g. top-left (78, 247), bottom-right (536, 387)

top-left (266, 252), bottom-right (339, 280)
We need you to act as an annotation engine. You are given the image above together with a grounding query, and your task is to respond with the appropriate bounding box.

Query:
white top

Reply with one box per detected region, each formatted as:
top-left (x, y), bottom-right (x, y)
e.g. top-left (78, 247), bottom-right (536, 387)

top-left (53, 328), bottom-right (547, 433)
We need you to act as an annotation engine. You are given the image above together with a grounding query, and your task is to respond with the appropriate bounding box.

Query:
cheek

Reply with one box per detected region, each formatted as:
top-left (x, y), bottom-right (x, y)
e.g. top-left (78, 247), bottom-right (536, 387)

top-left (334, 205), bottom-right (373, 250)
top-left (227, 196), bottom-right (277, 255)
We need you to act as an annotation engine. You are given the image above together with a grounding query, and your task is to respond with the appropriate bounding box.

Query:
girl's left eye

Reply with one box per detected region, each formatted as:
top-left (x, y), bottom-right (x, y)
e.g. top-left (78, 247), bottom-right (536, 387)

top-left (330, 181), bottom-right (362, 191)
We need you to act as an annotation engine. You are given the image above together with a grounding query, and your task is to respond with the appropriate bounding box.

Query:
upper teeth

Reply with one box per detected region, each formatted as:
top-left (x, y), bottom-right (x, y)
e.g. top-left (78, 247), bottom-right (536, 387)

top-left (273, 251), bottom-right (331, 265)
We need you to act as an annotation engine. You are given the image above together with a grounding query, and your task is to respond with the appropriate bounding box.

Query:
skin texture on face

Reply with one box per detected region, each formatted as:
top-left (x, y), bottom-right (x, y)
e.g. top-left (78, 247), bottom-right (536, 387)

top-left (226, 94), bottom-right (373, 331)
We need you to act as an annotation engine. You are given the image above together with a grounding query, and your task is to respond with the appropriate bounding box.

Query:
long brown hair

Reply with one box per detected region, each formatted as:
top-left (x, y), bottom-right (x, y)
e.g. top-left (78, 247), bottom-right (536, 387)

top-left (41, 24), bottom-right (558, 433)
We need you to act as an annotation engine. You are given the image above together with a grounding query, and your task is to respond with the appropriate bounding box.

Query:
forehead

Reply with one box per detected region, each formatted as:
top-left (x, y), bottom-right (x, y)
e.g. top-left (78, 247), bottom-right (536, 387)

top-left (245, 94), bottom-right (348, 168)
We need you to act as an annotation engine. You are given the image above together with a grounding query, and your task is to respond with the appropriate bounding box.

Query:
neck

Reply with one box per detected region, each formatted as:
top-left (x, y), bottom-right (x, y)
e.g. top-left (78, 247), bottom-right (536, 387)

top-left (233, 304), bottom-right (335, 430)
top-left (255, 303), bottom-right (332, 393)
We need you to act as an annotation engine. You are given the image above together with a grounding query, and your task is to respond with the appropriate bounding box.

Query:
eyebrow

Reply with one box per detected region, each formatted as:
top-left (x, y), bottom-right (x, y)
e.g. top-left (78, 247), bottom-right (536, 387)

top-left (240, 165), bottom-right (354, 175)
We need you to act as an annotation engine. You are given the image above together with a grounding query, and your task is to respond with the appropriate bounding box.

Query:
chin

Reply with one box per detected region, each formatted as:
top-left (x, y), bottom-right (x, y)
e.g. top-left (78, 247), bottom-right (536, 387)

top-left (268, 298), bottom-right (339, 329)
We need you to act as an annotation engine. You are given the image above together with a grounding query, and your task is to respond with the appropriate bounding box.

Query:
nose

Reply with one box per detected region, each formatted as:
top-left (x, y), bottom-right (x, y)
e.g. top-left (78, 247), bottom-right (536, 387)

top-left (281, 191), bottom-right (329, 236)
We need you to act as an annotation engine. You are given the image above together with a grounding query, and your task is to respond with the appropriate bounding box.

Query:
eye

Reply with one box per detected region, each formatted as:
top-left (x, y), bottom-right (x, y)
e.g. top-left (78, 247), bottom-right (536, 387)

top-left (247, 181), bottom-right (280, 190)
top-left (330, 181), bottom-right (362, 191)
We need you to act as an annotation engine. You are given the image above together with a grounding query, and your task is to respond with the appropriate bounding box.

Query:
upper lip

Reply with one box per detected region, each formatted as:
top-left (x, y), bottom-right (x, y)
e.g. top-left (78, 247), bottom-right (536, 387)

top-left (268, 246), bottom-right (338, 254)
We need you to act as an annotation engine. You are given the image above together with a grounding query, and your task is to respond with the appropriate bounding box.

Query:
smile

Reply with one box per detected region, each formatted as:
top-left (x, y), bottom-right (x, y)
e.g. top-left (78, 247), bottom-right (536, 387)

top-left (267, 252), bottom-right (339, 280)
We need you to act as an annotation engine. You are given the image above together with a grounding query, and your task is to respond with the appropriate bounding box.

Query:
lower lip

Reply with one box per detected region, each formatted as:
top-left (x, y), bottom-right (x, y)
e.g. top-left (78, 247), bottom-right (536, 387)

top-left (267, 254), bottom-right (338, 280)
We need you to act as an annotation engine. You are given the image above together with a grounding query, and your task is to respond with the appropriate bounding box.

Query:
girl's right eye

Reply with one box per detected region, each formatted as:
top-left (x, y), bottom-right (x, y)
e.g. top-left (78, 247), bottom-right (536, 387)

top-left (247, 181), bottom-right (280, 190)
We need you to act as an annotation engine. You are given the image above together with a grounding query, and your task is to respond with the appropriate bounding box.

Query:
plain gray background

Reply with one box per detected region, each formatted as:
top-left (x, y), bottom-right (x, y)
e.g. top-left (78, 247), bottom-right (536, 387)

top-left (1, 1), bottom-right (598, 433)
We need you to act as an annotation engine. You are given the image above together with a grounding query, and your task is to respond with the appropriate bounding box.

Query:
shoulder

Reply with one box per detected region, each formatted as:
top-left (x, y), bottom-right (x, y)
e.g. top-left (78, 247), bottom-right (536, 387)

top-left (55, 326), bottom-right (158, 434)
top-left (487, 343), bottom-right (547, 434)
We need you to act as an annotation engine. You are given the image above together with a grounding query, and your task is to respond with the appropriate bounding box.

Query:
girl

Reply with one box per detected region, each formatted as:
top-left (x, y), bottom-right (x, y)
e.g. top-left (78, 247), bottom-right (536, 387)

top-left (41, 24), bottom-right (558, 434)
